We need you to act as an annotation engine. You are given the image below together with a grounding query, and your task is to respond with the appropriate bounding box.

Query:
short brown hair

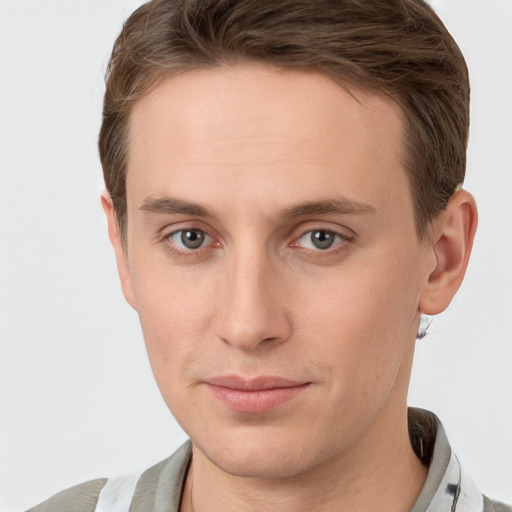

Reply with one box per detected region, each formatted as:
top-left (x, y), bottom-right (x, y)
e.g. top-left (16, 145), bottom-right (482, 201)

top-left (99, 0), bottom-right (470, 238)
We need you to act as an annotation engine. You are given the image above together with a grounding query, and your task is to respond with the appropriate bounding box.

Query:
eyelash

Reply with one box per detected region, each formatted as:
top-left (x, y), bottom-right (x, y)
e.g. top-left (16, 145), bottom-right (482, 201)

top-left (291, 229), bottom-right (352, 254)
top-left (160, 226), bottom-right (353, 259)
top-left (162, 228), bottom-right (218, 258)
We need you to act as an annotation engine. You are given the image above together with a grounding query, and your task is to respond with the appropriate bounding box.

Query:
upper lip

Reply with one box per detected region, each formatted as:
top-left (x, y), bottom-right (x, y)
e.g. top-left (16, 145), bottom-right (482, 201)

top-left (205, 375), bottom-right (309, 391)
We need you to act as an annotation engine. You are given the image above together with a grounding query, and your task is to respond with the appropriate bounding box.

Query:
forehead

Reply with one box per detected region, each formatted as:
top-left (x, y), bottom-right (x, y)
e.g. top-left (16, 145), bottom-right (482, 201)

top-left (126, 64), bottom-right (409, 217)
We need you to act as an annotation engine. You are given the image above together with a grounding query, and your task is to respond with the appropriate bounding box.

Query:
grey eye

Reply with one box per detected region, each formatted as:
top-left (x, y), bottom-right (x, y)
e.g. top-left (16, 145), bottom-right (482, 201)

top-left (310, 230), bottom-right (335, 249)
top-left (171, 229), bottom-right (208, 250)
top-left (298, 230), bottom-right (342, 250)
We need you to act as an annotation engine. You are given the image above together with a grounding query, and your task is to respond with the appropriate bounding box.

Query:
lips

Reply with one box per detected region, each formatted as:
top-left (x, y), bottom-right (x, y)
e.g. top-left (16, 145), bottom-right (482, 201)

top-left (204, 375), bottom-right (311, 413)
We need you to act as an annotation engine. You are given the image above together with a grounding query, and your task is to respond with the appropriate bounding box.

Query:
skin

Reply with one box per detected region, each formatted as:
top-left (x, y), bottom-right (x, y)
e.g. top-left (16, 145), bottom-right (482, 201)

top-left (103, 64), bottom-right (477, 511)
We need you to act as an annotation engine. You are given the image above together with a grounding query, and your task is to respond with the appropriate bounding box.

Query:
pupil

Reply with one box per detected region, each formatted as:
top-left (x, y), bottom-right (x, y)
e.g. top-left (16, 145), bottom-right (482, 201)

top-left (181, 230), bottom-right (204, 249)
top-left (312, 230), bottom-right (334, 249)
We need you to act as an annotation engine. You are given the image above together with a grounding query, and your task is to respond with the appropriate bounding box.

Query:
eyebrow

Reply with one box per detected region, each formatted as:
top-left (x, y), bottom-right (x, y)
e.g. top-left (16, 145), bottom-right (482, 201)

top-left (139, 195), bottom-right (377, 219)
top-left (280, 197), bottom-right (377, 218)
top-left (140, 196), bottom-right (213, 217)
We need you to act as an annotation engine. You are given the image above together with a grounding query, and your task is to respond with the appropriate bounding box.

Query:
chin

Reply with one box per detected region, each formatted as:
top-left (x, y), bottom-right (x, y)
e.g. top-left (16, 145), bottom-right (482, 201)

top-left (203, 446), bottom-right (314, 479)
top-left (191, 425), bottom-right (339, 479)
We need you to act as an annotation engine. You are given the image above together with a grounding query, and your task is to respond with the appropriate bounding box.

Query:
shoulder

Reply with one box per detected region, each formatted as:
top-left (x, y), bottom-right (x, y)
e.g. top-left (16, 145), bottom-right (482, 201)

top-left (26, 478), bottom-right (107, 512)
top-left (26, 441), bottom-right (192, 512)
top-left (484, 496), bottom-right (512, 512)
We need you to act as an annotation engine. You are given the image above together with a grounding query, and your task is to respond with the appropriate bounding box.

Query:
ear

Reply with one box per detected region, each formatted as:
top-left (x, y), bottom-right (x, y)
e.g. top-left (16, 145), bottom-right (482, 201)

top-left (419, 189), bottom-right (478, 315)
top-left (101, 190), bottom-right (137, 310)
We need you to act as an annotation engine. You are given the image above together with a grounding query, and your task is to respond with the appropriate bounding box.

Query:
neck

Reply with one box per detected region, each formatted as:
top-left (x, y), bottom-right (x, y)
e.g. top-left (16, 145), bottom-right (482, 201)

top-left (181, 407), bottom-right (427, 512)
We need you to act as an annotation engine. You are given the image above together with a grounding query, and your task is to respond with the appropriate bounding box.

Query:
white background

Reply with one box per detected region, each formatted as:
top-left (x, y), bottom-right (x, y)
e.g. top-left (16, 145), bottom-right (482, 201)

top-left (0, 1), bottom-right (511, 510)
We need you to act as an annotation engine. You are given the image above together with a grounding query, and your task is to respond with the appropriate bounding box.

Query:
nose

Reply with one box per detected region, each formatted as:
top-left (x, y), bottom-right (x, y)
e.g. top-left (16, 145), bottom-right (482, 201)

top-left (214, 248), bottom-right (292, 352)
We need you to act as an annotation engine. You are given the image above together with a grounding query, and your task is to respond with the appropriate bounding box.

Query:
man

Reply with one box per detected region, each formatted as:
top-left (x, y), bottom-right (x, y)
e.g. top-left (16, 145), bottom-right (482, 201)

top-left (28, 0), bottom-right (510, 511)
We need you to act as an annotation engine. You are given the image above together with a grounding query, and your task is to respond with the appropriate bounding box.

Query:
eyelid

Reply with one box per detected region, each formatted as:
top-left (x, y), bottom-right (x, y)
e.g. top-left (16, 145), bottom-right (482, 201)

top-left (169, 229), bottom-right (212, 250)
top-left (159, 219), bottom-right (218, 240)
top-left (290, 221), bottom-right (354, 242)
top-left (298, 230), bottom-right (343, 248)
top-left (160, 223), bottom-right (221, 256)
top-left (288, 223), bottom-right (355, 256)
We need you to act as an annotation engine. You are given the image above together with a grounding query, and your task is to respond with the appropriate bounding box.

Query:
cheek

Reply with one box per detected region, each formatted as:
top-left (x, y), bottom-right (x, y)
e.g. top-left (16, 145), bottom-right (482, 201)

top-left (297, 251), bottom-right (422, 390)
top-left (131, 267), bottom-right (215, 390)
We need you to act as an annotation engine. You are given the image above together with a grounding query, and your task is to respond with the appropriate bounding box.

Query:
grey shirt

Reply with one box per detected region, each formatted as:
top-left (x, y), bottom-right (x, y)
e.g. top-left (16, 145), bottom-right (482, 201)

top-left (27, 409), bottom-right (510, 512)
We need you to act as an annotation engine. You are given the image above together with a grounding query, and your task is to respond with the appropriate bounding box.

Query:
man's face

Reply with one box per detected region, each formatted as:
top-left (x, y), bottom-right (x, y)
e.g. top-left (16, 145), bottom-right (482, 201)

top-left (117, 64), bottom-right (432, 478)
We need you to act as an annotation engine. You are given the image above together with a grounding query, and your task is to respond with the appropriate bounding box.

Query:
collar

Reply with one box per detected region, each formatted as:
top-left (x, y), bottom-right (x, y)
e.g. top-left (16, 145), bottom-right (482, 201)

top-left (409, 408), bottom-right (484, 512)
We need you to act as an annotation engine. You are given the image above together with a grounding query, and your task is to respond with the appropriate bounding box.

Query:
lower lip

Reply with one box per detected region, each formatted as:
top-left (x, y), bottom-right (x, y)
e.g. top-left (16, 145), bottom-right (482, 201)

top-left (205, 383), bottom-right (310, 413)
